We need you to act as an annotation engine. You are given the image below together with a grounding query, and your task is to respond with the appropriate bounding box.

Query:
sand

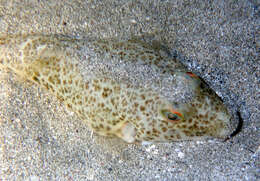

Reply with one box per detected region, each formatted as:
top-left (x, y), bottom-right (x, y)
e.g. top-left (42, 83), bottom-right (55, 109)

top-left (0, 0), bottom-right (259, 180)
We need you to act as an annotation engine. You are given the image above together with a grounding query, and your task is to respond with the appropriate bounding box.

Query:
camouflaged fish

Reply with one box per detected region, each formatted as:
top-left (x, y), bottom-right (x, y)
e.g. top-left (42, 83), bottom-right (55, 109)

top-left (0, 34), bottom-right (232, 143)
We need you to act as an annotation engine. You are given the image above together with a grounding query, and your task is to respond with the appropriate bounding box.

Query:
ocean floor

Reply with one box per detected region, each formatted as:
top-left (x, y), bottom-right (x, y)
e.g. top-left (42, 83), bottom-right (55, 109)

top-left (0, 1), bottom-right (259, 180)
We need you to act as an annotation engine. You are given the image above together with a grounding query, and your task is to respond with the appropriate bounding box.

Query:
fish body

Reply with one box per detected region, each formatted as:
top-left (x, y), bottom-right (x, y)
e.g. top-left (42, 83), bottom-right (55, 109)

top-left (0, 34), bottom-right (232, 143)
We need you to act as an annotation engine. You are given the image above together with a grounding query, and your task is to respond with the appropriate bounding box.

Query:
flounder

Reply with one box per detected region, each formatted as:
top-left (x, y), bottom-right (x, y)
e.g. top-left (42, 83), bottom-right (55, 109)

top-left (0, 34), bottom-right (232, 143)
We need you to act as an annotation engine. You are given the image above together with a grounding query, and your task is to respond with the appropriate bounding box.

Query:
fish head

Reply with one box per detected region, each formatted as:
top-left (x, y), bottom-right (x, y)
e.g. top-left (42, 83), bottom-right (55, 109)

top-left (130, 72), bottom-right (232, 143)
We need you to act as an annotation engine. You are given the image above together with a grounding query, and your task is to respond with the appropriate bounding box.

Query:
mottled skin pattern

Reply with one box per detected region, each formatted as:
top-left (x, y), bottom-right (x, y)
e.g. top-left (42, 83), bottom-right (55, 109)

top-left (0, 34), bottom-right (231, 143)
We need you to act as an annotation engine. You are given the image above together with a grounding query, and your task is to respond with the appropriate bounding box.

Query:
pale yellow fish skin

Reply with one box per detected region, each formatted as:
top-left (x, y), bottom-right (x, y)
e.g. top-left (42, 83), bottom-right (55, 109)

top-left (0, 34), bottom-right (232, 143)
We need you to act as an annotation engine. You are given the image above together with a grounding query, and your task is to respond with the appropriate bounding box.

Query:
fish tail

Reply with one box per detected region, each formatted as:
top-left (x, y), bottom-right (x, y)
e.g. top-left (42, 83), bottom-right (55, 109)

top-left (0, 34), bottom-right (36, 76)
top-left (0, 35), bottom-right (83, 98)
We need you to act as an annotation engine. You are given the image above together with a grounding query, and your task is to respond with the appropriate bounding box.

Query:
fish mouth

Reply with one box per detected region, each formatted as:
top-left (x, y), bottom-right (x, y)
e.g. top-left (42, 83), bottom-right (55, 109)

top-left (223, 111), bottom-right (243, 141)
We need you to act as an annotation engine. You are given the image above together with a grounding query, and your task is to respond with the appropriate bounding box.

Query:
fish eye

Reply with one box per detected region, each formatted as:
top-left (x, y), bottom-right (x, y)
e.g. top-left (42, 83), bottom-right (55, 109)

top-left (167, 112), bottom-right (179, 121)
top-left (186, 72), bottom-right (199, 79)
top-left (161, 110), bottom-right (182, 122)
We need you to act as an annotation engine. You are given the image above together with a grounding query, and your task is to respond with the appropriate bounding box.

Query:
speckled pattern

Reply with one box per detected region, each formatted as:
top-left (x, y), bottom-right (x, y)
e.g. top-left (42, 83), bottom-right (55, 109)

top-left (0, 34), bottom-right (231, 143)
top-left (0, 0), bottom-right (259, 181)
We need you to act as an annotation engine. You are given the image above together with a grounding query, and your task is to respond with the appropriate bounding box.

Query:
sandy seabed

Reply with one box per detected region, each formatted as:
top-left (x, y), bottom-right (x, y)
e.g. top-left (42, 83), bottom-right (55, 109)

top-left (0, 1), bottom-right (259, 180)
